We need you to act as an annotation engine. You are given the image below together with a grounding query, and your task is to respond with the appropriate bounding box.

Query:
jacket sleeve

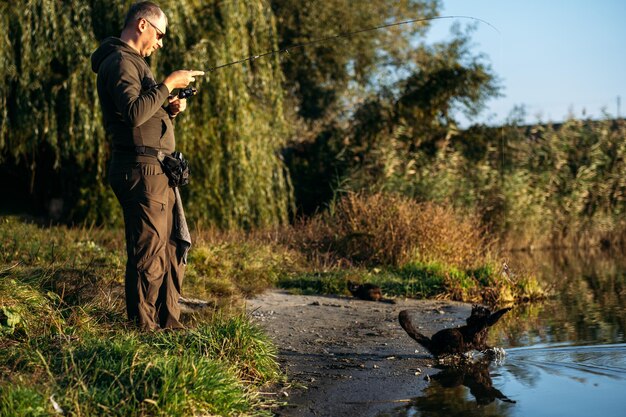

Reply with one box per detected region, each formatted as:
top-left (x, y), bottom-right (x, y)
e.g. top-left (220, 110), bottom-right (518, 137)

top-left (107, 56), bottom-right (170, 128)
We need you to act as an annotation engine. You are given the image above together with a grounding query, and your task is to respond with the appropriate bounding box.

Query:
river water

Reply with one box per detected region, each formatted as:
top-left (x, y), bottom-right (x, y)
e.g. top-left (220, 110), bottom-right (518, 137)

top-left (383, 249), bottom-right (626, 417)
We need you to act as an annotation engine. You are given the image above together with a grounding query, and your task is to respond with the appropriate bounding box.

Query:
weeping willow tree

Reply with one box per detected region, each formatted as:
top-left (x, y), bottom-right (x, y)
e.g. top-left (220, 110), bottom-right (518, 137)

top-left (0, 0), bottom-right (118, 222)
top-left (0, 0), bottom-right (291, 228)
top-left (158, 0), bottom-right (291, 229)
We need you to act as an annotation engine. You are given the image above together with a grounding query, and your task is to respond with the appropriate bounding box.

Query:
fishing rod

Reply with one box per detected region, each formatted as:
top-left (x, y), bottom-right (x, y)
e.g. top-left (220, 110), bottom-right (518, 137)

top-left (205, 15), bottom-right (499, 73)
top-left (176, 15), bottom-right (499, 99)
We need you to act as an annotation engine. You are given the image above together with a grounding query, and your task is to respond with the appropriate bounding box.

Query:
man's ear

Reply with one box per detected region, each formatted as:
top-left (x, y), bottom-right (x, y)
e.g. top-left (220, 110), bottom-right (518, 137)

top-left (136, 18), bottom-right (148, 34)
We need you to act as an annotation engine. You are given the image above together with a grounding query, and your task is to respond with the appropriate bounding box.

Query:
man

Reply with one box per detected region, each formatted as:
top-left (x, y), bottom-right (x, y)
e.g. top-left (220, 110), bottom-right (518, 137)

top-left (91, 1), bottom-right (203, 330)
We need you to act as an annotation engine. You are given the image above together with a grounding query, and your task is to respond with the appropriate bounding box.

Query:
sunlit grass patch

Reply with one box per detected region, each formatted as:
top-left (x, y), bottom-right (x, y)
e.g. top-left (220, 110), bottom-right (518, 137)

top-left (41, 335), bottom-right (254, 417)
top-left (0, 382), bottom-right (49, 417)
top-left (0, 217), bottom-right (282, 417)
top-left (1, 317), bottom-right (281, 417)
top-left (277, 270), bottom-right (352, 295)
top-left (151, 315), bottom-right (280, 385)
top-left (184, 229), bottom-right (303, 302)
top-left (278, 260), bottom-right (544, 305)
top-left (0, 276), bottom-right (68, 340)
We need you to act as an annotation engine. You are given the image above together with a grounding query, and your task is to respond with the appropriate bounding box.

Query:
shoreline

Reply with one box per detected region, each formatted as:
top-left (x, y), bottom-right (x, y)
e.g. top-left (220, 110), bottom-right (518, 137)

top-left (246, 290), bottom-right (472, 416)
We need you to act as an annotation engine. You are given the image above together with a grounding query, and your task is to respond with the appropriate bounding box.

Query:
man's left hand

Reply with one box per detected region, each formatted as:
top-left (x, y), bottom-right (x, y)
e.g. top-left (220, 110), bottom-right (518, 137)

top-left (167, 96), bottom-right (187, 117)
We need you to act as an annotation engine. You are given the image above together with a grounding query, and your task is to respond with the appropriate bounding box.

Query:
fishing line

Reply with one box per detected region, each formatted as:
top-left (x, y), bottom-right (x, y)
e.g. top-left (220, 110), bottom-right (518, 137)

top-left (204, 15), bottom-right (500, 72)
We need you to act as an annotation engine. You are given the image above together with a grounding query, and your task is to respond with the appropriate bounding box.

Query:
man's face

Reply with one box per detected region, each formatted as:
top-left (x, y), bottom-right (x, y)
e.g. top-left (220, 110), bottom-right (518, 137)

top-left (140, 13), bottom-right (167, 57)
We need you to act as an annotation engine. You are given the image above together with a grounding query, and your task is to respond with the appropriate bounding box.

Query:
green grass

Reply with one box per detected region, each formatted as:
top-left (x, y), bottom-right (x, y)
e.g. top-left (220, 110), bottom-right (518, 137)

top-left (0, 212), bottom-right (547, 415)
top-left (2, 329), bottom-right (274, 417)
top-left (0, 383), bottom-right (49, 417)
top-left (0, 217), bottom-right (282, 417)
top-left (185, 239), bottom-right (300, 301)
top-left (277, 260), bottom-right (539, 304)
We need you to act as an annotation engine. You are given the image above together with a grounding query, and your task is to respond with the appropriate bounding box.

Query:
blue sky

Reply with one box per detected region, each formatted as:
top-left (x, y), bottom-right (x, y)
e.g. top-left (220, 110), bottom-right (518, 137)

top-left (425, 0), bottom-right (626, 125)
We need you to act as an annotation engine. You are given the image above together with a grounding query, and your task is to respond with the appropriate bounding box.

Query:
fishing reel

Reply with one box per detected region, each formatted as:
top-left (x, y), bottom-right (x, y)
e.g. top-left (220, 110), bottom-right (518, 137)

top-left (177, 87), bottom-right (197, 99)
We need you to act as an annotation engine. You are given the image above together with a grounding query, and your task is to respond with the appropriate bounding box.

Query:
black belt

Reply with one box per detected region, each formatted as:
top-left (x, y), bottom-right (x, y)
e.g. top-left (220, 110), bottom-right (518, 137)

top-left (114, 146), bottom-right (165, 162)
top-left (135, 146), bottom-right (165, 161)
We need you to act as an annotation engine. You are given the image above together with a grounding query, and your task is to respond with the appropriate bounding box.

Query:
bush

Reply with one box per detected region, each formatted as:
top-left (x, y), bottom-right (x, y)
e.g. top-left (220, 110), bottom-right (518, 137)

top-left (290, 192), bottom-right (487, 268)
top-left (185, 228), bottom-right (303, 301)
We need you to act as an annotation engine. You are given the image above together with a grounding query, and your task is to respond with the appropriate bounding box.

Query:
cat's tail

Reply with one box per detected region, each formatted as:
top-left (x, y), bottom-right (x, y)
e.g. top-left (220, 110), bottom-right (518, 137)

top-left (399, 310), bottom-right (433, 353)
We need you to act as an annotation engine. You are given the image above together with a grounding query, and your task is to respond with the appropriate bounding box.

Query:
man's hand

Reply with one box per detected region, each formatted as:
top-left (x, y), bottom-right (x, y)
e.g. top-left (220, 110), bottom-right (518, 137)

top-left (163, 70), bottom-right (205, 93)
top-left (167, 96), bottom-right (187, 117)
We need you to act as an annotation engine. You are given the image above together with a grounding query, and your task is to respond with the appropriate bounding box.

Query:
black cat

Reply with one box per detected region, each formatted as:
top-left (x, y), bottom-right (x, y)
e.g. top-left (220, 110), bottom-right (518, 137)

top-left (347, 281), bottom-right (383, 301)
top-left (347, 281), bottom-right (397, 304)
top-left (399, 305), bottom-right (511, 357)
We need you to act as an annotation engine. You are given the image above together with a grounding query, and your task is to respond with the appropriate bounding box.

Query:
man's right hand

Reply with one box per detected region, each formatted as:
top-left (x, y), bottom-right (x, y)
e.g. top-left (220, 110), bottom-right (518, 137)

top-left (163, 70), bottom-right (205, 93)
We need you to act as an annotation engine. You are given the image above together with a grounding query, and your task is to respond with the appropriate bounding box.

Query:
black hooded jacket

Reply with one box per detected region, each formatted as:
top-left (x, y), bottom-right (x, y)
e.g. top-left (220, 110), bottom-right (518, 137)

top-left (91, 37), bottom-right (175, 154)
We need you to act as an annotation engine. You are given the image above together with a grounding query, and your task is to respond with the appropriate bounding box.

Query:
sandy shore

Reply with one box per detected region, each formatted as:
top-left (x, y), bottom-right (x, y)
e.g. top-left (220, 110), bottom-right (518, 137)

top-left (246, 290), bottom-right (472, 417)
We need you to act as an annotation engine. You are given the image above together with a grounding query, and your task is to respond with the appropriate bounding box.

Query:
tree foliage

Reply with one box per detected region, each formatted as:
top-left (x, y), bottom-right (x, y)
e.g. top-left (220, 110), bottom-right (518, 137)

top-left (373, 117), bottom-right (626, 248)
top-left (270, 0), bottom-right (440, 121)
top-left (1, 0), bottom-right (620, 248)
top-left (0, 0), bottom-right (291, 228)
top-left (283, 25), bottom-right (501, 214)
top-left (0, 0), bottom-right (116, 221)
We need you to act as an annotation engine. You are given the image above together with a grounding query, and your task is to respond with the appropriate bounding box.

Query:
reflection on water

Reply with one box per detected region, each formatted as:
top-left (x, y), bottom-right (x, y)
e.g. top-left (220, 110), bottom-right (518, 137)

top-left (382, 249), bottom-right (626, 417)
top-left (429, 358), bottom-right (515, 406)
top-left (379, 359), bottom-right (517, 417)
top-left (497, 248), bottom-right (626, 347)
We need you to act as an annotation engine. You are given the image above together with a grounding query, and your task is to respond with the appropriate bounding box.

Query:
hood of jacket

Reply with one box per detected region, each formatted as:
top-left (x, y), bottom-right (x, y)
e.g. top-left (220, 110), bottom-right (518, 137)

top-left (91, 37), bottom-right (141, 73)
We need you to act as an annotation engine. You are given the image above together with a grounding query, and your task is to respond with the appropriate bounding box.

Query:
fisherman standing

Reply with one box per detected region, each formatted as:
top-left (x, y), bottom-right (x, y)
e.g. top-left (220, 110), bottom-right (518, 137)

top-left (91, 1), bottom-right (203, 330)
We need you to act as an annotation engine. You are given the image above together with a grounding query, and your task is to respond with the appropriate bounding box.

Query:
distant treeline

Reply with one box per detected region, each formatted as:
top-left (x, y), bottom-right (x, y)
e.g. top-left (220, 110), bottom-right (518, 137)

top-left (0, 1), bottom-right (623, 247)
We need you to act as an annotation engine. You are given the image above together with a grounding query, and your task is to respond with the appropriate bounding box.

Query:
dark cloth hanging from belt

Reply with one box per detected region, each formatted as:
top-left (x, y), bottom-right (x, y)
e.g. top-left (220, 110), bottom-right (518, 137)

top-left (173, 187), bottom-right (191, 264)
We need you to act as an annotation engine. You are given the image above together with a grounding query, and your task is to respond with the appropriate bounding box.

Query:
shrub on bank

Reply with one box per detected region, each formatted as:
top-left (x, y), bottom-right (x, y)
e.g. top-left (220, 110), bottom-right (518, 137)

top-left (278, 193), bottom-right (545, 303)
top-left (289, 192), bottom-right (486, 268)
top-left (278, 260), bottom-right (543, 305)
top-left (186, 238), bottom-right (300, 301)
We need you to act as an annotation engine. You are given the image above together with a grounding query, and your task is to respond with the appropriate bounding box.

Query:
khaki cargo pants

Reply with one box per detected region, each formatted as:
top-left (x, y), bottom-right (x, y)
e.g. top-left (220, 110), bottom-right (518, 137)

top-left (110, 158), bottom-right (185, 330)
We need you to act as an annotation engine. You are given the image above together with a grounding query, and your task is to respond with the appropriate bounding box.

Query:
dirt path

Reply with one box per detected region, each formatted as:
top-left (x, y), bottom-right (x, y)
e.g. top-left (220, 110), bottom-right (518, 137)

top-left (246, 290), bottom-right (472, 417)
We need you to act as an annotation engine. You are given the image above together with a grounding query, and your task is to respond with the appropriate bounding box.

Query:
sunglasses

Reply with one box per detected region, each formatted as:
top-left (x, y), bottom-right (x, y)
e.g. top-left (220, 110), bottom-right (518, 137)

top-left (144, 19), bottom-right (165, 40)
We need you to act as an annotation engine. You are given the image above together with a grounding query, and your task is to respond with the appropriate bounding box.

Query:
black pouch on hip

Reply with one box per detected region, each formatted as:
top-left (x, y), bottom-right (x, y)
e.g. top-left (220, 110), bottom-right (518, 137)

top-left (161, 151), bottom-right (190, 187)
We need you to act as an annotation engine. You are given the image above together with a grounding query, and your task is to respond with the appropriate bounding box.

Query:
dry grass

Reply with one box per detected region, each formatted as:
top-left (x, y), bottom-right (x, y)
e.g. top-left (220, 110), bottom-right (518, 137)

top-left (286, 192), bottom-right (488, 268)
top-left (184, 226), bottom-right (304, 304)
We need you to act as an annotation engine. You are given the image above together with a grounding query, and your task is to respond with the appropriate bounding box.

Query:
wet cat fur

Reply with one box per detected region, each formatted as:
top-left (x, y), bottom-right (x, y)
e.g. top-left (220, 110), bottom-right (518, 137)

top-left (399, 305), bottom-right (512, 357)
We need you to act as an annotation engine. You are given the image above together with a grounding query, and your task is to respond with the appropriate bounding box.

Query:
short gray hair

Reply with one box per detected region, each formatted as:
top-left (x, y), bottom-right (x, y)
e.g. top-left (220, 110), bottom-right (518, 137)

top-left (123, 2), bottom-right (167, 29)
